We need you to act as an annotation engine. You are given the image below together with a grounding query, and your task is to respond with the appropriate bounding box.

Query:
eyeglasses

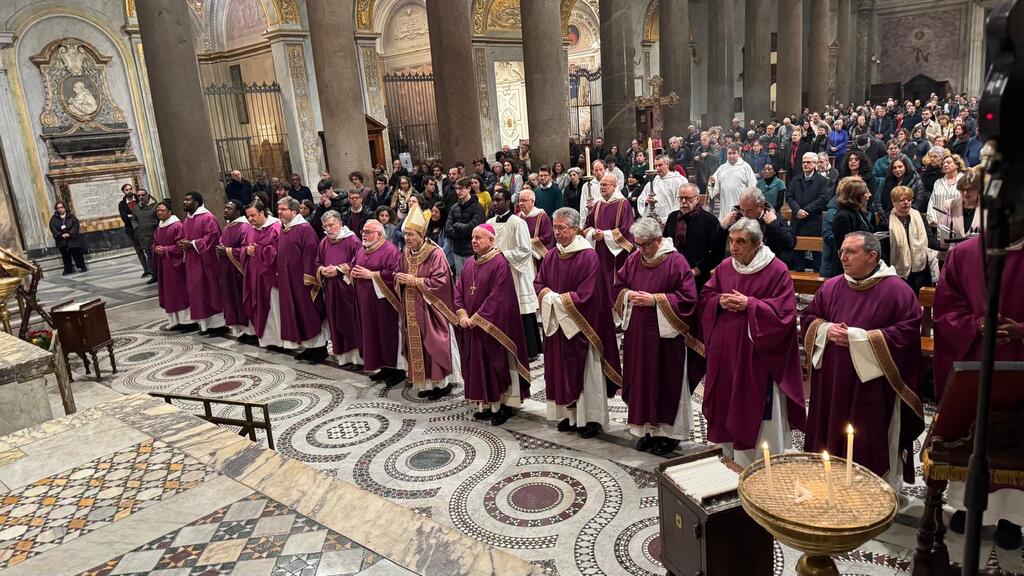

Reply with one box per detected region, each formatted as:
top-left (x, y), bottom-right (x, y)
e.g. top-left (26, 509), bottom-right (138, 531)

top-left (635, 239), bottom-right (659, 249)
top-left (677, 195), bottom-right (699, 202)
top-left (552, 224), bottom-right (575, 231)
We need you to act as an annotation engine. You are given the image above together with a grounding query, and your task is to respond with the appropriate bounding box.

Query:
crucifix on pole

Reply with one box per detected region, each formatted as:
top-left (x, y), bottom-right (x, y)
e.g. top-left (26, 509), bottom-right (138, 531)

top-left (634, 75), bottom-right (679, 145)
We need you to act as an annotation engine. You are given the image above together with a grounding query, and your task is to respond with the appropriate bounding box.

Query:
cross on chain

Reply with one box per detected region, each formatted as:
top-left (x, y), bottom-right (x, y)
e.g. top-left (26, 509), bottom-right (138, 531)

top-left (635, 75), bottom-right (680, 141)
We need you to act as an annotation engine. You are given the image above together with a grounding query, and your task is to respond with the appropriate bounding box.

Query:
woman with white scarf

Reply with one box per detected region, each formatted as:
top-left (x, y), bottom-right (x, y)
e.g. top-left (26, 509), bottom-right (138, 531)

top-left (886, 186), bottom-right (939, 294)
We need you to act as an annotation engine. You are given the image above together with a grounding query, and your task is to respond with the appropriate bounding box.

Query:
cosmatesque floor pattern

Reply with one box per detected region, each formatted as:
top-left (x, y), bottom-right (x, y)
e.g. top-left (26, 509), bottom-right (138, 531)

top-left (58, 322), bottom-right (1023, 576)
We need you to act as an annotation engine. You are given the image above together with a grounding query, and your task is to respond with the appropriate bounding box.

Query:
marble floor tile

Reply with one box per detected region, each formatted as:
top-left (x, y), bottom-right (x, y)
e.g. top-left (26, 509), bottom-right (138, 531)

top-left (231, 557), bottom-right (278, 575)
top-left (109, 549), bottom-right (163, 574)
top-left (352, 559), bottom-right (416, 576)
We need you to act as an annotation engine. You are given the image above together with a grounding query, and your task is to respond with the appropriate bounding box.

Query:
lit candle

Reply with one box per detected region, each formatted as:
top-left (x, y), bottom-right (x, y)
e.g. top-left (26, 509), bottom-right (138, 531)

top-left (846, 424), bottom-right (854, 486)
top-left (762, 442), bottom-right (773, 491)
top-left (823, 451), bottom-right (834, 506)
top-left (647, 137), bottom-right (654, 170)
top-left (585, 146), bottom-right (592, 177)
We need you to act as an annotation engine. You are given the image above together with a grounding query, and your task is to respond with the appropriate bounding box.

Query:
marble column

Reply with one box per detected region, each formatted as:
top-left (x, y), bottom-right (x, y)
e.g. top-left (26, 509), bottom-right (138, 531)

top-left (306, 0), bottom-right (370, 182)
top-left (707, 0), bottom-right (731, 126)
top-left (659, 0), bottom-right (691, 137)
top-left (136, 0), bottom-right (223, 217)
top-left (807, 0), bottom-right (830, 111)
top-left (520, 0), bottom-right (569, 169)
top-left (835, 0), bottom-right (855, 107)
top-left (599, 0), bottom-right (636, 148)
top-left (425, 0), bottom-right (483, 164)
top-left (743, 0), bottom-right (771, 122)
top-left (776, 0), bottom-right (803, 118)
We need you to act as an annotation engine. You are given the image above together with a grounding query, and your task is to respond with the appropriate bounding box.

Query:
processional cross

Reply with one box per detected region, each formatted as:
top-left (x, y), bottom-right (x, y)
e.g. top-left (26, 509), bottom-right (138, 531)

top-left (634, 75), bottom-right (679, 142)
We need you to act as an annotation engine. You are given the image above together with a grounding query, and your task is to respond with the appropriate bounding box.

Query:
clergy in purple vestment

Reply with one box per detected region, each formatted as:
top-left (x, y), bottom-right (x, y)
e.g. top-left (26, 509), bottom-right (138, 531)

top-left (802, 232), bottom-right (924, 489)
top-left (613, 218), bottom-right (702, 456)
top-left (216, 200), bottom-right (253, 339)
top-left (699, 218), bottom-right (806, 467)
top-left (934, 230), bottom-right (1024, 539)
top-left (240, 204), bottom-right (280, 346)
top-left (350, 220), bottom-right (407, 387)
top-left (275, 196), bottom-right (329, 363)
top-left (582, 173), bottom-right (635, 302)
top-left (535, 207), bottom-right (622, 440)
top-left (395, 208), bottom-right (462, 400)
top-left (152, 201), bottom-right (191, 329)
top-left (517, 189), bottom-right (554, 264)
top-left (314, 210), bottom-right (363, 368)
top-left (178, 192), bottom-right (225, 333)
top-left (454, 223), bottom-right (531, 426)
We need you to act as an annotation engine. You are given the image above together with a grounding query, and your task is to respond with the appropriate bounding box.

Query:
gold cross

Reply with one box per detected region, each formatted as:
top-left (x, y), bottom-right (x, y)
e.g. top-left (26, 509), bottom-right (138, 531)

top-left (635, 75), bottom-right (680, 140)
top-left (469, 283), bottom-right (477, 296)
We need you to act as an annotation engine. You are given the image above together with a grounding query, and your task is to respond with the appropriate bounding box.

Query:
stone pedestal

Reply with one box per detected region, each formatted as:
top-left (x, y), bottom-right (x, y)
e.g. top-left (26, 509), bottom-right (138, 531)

top-left (426, 0), bottom-right (483, 164)
top-left (776, 0), bottom-right (804, 118)
top-left (835, 0), bottom-right (855, 107)
top-left (0, 332), bottom-right (55, 436)
top-left (707, 1), bottom-right (732, 126)
top-left (743, 0), bottom-right (771, 122)
top-left (306, 1), bottom-right (370, 183)
top-left (520, 0), bottom-right (569, 169)
top-left (807, 0), bottom-right (830, 111)
top-left (599, 0), bottom-right (636, 148)
top-left (659, 0), bottom-right (691, 137)
top-left (136, 0), bottom-right (223, 218)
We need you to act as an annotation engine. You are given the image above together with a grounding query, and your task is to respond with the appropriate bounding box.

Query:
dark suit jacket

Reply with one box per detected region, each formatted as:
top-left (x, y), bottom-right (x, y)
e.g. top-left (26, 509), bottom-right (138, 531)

top-left (786, 172), bottom-right (831, 236)
top-left (780, 140), bottom-right (812, 176)
top-left (663, 208), bottom-right (723, 291)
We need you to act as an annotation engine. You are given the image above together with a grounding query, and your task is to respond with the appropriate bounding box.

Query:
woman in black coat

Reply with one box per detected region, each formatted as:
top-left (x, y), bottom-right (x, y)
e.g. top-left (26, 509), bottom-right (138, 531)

top-left (49, 201), bottom-right (87, 275)
top-left (879, 158), bottom-right (926, 225)
top-left (830, 177), bottom-right (875, 274)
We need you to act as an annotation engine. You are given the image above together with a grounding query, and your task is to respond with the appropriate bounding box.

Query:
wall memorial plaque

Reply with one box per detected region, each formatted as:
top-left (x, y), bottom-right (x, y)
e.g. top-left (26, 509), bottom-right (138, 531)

top-left (67, 177), bottom-right (130, 220)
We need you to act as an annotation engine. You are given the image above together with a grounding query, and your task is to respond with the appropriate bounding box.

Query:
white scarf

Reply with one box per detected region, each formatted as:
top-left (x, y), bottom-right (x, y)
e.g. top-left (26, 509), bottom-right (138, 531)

top-left (329, 226), bottom-right (355, 240)
top-left (844, 261), bottom-right (899, 286)
top-left (230, 216), bottom-right (247, 225)
top-left (595, 190), bottom-right (627, 204)
top-left (158, 215), bottom-right (181, 228)
top-left (556, 235), bottom-right (592, 256)
top-left (188, 205), bottom-right (210, 218)
top-left (255, 216), bottom-right (280, 231)
top-left (286, 214), bottom-right (307, 228)
top-left (888, 210), bottom-right (928, 278)
top-left (732, 244), bottom-right (776, 275)
top-left (644, 237), bottom-right (676, 262)
top-left (521, 206), bottom-right (545, 218)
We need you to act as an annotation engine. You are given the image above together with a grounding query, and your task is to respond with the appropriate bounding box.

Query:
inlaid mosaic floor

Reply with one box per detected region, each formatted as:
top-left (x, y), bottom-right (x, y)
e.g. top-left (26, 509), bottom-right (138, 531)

top-left (73, 322), bottom-right (1022, 576)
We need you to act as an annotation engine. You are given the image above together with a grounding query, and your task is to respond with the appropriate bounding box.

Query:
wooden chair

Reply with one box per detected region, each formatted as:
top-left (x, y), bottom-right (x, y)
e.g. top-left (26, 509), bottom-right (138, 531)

top-left (918, 287), bottom-right (936, 357)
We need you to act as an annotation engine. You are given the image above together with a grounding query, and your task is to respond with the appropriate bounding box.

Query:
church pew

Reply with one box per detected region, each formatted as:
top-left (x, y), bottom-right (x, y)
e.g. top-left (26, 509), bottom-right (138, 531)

top-left (791, 271), bottom-right (825, 295)
top-left (795, 236), bottom-right (824, 253)
top-left (919, 287), bottom-right (936, 357)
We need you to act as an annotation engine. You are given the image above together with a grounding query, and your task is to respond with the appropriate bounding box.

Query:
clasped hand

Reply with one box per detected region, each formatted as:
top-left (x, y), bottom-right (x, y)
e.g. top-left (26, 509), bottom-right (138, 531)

top-left (628, 291), bottom-right (655, 307)
top-left (718, 290), bottom-right (748, 312)
top-left (827, 322), bottom-right (849, 347)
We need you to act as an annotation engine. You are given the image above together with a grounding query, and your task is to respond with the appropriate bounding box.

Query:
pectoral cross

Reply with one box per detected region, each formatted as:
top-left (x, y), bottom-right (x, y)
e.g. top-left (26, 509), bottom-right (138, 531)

top-left (469, 283), bottom-right (477, 296)
top-left (634, 75), bottom-right (679, 141)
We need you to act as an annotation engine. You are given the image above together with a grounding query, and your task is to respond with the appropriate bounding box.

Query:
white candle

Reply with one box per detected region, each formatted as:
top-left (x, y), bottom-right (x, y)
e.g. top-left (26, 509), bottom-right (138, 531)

top-left (846, 424), bottom-right (854, 486)
top-left (585, 146), bottom-right (592, 177)
top-left (823, 451), bottom-right (834, 506)
top-left (647, 138), bottom-right (654, 170)
top-left (762, 442), bottom-right (773, 491)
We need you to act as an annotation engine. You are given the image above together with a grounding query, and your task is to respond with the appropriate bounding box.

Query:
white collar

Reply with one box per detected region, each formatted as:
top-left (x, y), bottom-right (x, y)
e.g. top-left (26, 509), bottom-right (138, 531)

top-left (596, 190), bottom-right (626, 204)
top-left (188, 205), bottom-right (210, 218)
top-left (732, 244), bottom-right (776, 275)
top-left (286, 214), bottom-right (307, 228)
top-left (556, 235), bottom-right (592, 256)
top-left (158, 215), bottom-right (181, 228)
top-left (844, 261), bottom-right (900, 285)
top-left (522, 206), bottom-right (544, 218)
top-left (642, 237), bottom-right (676, 263)
top-left (231, 216), bottom-right (247, 225)
top-left (329, 226), bottom-right (355, 240)
top-left (255, 216), bottom-right (279, 230)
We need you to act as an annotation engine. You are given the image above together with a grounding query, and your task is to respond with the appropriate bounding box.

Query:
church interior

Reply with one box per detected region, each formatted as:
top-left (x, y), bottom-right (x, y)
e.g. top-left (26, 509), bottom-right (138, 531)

top-left (0, 0), bottom-right (1019, 575)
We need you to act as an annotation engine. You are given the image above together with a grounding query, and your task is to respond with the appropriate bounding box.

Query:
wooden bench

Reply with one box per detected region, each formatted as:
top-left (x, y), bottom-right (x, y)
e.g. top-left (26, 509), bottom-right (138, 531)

top-left (919, 287), bottom-right (935, 357)
top-left (791, 271), bottom-right (825, 295)
top-left (794, 236), bottom-right (824, 253)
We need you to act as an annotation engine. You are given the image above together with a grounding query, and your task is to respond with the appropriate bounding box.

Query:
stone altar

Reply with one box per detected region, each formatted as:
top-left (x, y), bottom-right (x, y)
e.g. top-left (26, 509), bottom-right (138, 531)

top-left (0, 331), bottom-right (55, 436)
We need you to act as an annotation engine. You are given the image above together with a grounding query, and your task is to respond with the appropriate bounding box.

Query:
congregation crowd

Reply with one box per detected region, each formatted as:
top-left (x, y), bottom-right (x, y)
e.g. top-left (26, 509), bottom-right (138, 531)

top-left (115, 90), bottom-right (1023, 549)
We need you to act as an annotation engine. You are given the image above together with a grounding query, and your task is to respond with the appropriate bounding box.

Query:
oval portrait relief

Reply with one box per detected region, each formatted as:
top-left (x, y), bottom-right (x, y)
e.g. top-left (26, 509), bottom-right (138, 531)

top-left (61, 76), bottom-right (100, 120)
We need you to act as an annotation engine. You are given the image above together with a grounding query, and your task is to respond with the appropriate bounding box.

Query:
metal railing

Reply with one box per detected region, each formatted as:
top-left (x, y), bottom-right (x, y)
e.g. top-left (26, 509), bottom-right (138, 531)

top-left (203, 81), bottom-right (291, 182)
top-left (149, 392), bottom-right (275, 450)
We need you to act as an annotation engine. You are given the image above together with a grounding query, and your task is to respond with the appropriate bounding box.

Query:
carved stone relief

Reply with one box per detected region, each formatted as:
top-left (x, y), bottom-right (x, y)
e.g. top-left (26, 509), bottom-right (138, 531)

top-left (878, 7), bottom-right (963, 88)
top-left (30, 39), bottom-right (128, 134)
top-left (285, 43), bottom-right (322, 175)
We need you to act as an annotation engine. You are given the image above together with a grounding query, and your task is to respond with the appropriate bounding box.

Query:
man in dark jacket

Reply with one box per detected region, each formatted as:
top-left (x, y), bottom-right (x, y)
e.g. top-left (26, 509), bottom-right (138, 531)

top-left (131, 189), bottom-right (159, 282)
top-left (869, 106), bottom-right (893, 141)
top-left (692, 132), bottom-right (720, 194)
top-left (444, 177), bottom-right (485, 276)
top-left (225, 170), bottom-right (253, 206)
top-left (785, 152), bottom-right (831, 271)
top-left (311, 179), bottom-right (348, 238)
top-left (117, 182), bottom-right (149, 276)
top-left (662, 183), bottom-right (722, 291)
top-left (780, 127), bottom-right (812, 177)
top-left (719, 187), bottom-right (795, 265)
top-left (342, 189), bottom-right (374, 236)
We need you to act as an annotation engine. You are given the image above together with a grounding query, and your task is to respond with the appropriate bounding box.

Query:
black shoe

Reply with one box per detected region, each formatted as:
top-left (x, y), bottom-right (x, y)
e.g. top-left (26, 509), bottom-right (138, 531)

top-left (304, 347), bottom-right (328, 364)
top-left (177, 323), bottom-right (199, 333)
top-left (490, 406), bottom-right (511, 426)
top-left (205, 326), bottom-right (229, 337)
top-left (579, 422), bottom-right (602, 439)
top-left (650, 437), bottom-right (680, 456)
top-left (428, 383), bottom-right (454, 400)
top-left (473, 408), bottom-right (494, 421)
top-left (369, 369), bottom-right (389, 382)
top-left (417, 389), bottom-right (432, 398)
top-left (385, 371), bottom-right (407, 387)
top-left (146, 277), bottom-right (158, 284)
top-left (949, 510), bottom-right (966, 534)
top-left (62, 270), bottom-right (73, 276)
top-left (238, 334), bottom-right (259, 345)
top-left (557, 418), bottom-right (578, 433)
top-left (295, 348), bottom-right (312, 360)
top-left (635, 434), bottom-right (655, 452)
top-left (995, 520), bottom-right (1022, 550)
top-left (141, 271), bottom-right (151, 278)
top-left (78, 267), bottom-right (87, 272)
top-left (266, 345), bottom-right (286, 353)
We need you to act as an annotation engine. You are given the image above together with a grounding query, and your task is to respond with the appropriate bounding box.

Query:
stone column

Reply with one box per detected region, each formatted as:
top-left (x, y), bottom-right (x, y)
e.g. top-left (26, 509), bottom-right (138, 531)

top-left (743, 0), bottom-right (771, 122)
top-left (520, 0), bottom-right (569, 169)
top-left (706, 1), bottom-right (731, 126)
top-left (807, 0), bottom-right (830, 111)
top-left (136, 0), bottom-right (223, 216)
top-left (835, 0), bottom-right (855, 107)
top-left (425, 0), bottom-right (483, 164)
top-left (306, 0), bottom-right (370, 184)
top-left (776, 0), bottom-right (803, 118)
top-left (659, 0), bottom-right (691, 137)
top-left (599, 0), bottom-right (636, 148)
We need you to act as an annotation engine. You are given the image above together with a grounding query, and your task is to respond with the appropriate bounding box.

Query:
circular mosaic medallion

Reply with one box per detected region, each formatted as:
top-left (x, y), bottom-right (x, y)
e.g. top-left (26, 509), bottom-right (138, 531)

top-left (306, 413), bottom-right (388, 450)
top-left (164, 365), bottom-right (196, 376)
top-left (507, 483), bottom-right (562, 513)
top-left (407, 447), bottom-right (455, 471)
top-left (268, 398), bottom-right (302, 415)
top-left (384, 439), bottom-right (475, 483)
top-left (208, 380), bottom-right (243, 394)
top-left (126, 351), bottom-right (158, 363)
top-left (483, 471), bottom-right (586, 527)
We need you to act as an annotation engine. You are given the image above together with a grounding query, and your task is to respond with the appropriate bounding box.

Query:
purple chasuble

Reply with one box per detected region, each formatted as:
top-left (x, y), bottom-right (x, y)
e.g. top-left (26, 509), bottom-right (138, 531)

top-left (802, 275), bottom-right (924, 482)
top-left (534, 246), bottom-right (622, 406)
top-left (277, 220), bottom-right (325, 344)
top-left (352, 239), bottom-right (402, 371)
top-left (153, 221), bottom-right (189, 314)
top-left (218, 220), bottom-right (251, 328)
top-left (699, 256), bottom-right (806, 450)
top-left (397, 241), bottom-right (457, 384)
top-left (612, 250), bottom-right (700, 430)
top-left (183, 210), bottom-right (223, 320)
top-left (583, 198), bottom-right (635, 302)
top-left (934, 236), bottom-right (1024, 399)
top-left (316, 233), bottom-right (362, 355)
top-left (454, 251), bottom-right (531, 404)
top-left (240, 221), bottom-right (280, 338)
top-left (520, 211), bottom-right (555, 257)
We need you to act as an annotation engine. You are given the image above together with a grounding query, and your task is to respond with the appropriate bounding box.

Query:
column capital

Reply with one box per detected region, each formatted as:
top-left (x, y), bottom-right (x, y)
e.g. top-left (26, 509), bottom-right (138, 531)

top-left (0, 32), bottom-right (15, 48)
top-left (263, 28), bottom-right (309, 44)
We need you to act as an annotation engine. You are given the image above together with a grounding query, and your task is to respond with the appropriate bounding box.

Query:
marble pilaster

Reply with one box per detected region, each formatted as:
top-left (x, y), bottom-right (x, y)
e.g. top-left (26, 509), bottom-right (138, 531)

top-left (707, 0), bottom-right (732, 126)
top-left (268, 36), bottom-right (322, 186)
top-left (599, 0), bottom-right (636, 148)
top-left (305, 1), bottom-right (368, 184)
top-left (854, 0), bottom-right (876, 103)
top-left (807, 0), bottom-right (830, 111)
top-left (963, 0), bottom-right (986, 98)
top-left (122, 32), bottom-right (168, 202)
top-left (520, 0), bottom-right (569, 169)
top-left (743, 0), bottom-right (771, 123)
top-left (472, 45), bottom-right (495, 158)
top-left (777, 0), bottom-right (804, 118)
top-left (659, 0), bottom-right (691, 137)
top-left (835, 0), bottom-right (855, 107)
top-left (426, 0), bottom-right (483, 164)
top-left (136, 0), bottom-right (223, 217)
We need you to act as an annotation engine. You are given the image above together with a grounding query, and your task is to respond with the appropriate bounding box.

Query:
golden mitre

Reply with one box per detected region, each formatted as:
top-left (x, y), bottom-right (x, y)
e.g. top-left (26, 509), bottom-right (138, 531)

top-left (402, 207), bottom-right (430, 235)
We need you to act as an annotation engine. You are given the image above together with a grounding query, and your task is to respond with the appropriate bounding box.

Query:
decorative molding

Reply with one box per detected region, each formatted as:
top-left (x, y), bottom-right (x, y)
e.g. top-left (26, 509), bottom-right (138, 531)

top-left (360, 44), bottom-right (386, 122)
top-left (29, 39), bottom-right (127, 133)
top-left (471, 0), bottom-right (583, 36)
top-left (356, 0), bottom-right (377, 30)
top-left (125, 0), bottom-right (136, 18)
top-left (473, 46), bottom-right (493, 155)
top-left (643, 0), bottom-right (659, 43)
top-left (277, 0), bottom-right (301, 24)
top-left (0, 32), bottom-right (15, 48)
top-left (285, 43), bottom-right (321, 176)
